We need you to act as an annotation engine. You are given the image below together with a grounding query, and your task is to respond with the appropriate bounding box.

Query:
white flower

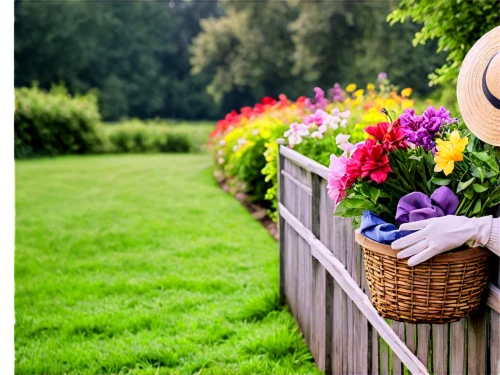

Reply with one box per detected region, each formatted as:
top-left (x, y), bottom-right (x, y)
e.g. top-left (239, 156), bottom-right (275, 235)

top-left (288, 133), bottom-right (304, 147)
top-left (336, 133), bottom-right (354, 154)
top-left (322, 114), bottom-right (340, 130)
top-left (336, 134), bottom-right (351, 145)
top-left (218, 149), bottom-right (223, 156)
top-left (340, 119), bottom-right (348, 128)
top-left (252, 129), bottom-right (259, 136)
top-left (284, 122), bottom-right (309, 138)
top-left (218, 158), bottom-right (224, 164)
top-left (331, 108), bottom-right (341, 116)
top-left (318, 124), bottom-right (328, 133)
top-left (232, 146), bottom-right (238, 152)
top-left (339, 142), bottom-right (354, 154)
top-left (340, 110), bottom-right (351, 119)
top-left (219, 140), bottom-right (226, 146)
top-left (311, 131), bottom-right (323, 139)
top-left (237, 138), bottom-right (246, 146)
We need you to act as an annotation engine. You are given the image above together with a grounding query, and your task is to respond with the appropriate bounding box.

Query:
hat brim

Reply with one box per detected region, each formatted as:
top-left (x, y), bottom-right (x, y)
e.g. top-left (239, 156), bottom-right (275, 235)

top-left (457, 26), bottom-right (500, 146)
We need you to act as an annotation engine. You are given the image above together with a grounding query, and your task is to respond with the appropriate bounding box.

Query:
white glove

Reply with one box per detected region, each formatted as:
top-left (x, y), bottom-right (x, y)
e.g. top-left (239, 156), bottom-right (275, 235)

top-left (391, 215), bottom-right (493, 266)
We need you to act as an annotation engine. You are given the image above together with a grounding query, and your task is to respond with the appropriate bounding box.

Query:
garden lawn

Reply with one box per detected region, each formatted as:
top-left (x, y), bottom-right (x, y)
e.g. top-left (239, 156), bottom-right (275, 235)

top-left (15, 154), bottom-right (320, 375)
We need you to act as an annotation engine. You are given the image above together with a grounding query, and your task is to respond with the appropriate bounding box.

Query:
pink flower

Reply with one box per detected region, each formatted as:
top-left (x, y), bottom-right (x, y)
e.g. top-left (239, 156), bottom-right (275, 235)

top-left (327, 154), bottom-right (350, 204)
top-left (336, 134), bottom-right (354, 155)
top-left (284, 122), bottom-right (309, 147)
top-left (303, 110), bottom-right (324, 126)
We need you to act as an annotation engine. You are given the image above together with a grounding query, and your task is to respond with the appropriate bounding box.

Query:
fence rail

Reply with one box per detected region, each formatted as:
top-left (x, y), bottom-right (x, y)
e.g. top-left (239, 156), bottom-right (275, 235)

top-left (278, 145), bottom-right (500, 375)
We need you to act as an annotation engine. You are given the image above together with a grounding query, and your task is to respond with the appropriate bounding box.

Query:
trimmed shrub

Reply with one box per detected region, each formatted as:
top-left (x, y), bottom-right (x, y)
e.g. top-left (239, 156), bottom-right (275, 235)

top-left (15, 85), bottom-right (103, 158)
top-left (102, 120), bottom-right (207, 154)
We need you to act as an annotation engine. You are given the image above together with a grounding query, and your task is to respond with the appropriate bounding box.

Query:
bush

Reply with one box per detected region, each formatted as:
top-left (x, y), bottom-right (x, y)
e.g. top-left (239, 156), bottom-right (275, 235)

top-left (103, 120), bottom-right (211, 154)
top-left (15, 84), bottom-right (103, 158)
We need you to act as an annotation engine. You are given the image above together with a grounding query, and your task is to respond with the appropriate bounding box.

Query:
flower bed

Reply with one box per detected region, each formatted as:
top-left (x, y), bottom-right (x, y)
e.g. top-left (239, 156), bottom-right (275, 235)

top-left (210, 76), bottom-right (423, 221)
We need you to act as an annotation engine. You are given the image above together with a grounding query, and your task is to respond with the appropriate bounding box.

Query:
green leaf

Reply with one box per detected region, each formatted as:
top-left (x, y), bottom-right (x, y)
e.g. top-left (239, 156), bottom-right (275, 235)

top-left (463, 189), bottom-right (474, 200)
top-left (472, 167), bottom-right (485, 182)
top-left (473, 184), bottom-right (488, 193)
top-left (472, 200), bottom-right (482, 215)
top-left (472, 152), bottom-right (489, 162)
top-left (457, 177), bottom-right (475, 193)
top-left (486, 158), bottom-right (499, 173)
top-left (409, 155), bottom-right (423, 161)
top-left (366, 186), bottom-right (381, 204)
top-left (430, 177), bottom-right (451, 186)
top-left (334, 197), bottom-right (377, 218)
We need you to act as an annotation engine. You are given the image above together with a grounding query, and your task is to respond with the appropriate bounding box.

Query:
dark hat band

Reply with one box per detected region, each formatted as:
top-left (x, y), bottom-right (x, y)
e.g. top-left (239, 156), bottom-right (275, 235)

top-left (482, 52), bottom-right (500, 110)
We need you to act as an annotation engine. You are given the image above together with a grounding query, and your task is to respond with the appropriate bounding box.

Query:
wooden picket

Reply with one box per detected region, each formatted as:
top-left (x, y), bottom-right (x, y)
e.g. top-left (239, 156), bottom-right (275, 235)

top-left (278, 146), bottom-right (500, 375)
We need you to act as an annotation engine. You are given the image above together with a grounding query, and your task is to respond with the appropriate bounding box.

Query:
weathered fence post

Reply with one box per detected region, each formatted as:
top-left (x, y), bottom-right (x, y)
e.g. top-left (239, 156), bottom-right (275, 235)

top-left (278, 149), bottom-right (286, 305)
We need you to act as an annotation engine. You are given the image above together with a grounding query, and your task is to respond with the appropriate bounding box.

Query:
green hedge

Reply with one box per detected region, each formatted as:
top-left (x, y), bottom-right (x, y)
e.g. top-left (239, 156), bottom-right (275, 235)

top-left (15, 85), bottom-right (103, 158)
top-left (102, 120), bottom-right (211, 154)
top-left (15, 85), bottom-right (213, 158)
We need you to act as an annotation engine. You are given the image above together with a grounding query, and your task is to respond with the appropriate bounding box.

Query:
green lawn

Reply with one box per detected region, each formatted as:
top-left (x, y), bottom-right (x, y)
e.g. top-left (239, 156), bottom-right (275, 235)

top-left (15, 154), bottom-right (320, 375)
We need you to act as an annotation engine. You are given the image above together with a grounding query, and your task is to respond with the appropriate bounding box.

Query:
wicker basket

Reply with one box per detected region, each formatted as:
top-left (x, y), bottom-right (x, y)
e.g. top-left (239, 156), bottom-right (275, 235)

top-left (355, 231), bottom-right (491, 323)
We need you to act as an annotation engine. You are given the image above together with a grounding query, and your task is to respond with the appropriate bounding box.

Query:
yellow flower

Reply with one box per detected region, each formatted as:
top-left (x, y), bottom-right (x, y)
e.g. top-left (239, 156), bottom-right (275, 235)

top-left (402, 99), bottom-right (414, 109)
top-left (354, 89), bottom-right (364, 98)
top-left (401, 88), bottom-right (413, 97)
top-left (367, 83), bottom-right (375, 91)
top-left (346, 83), bottom-right (356, 93)
top-left (434, 130), bottom-right (468, 176)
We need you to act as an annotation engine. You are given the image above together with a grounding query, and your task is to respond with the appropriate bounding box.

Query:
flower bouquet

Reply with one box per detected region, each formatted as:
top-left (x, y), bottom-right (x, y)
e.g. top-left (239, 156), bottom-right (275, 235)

top-left (328, 106), bottom-right (499, 323)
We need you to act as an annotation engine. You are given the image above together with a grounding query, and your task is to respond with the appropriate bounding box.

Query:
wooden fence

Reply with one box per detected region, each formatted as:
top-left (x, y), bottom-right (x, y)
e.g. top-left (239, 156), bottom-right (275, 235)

top-left (278, 145), bottom-right (500, 375)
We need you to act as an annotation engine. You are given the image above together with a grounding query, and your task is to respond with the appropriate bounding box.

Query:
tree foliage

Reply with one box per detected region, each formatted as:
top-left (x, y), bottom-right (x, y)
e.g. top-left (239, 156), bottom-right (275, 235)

top-left (15, 0), bottom-right (223, 120)
top-left (190, 2), bottom-right (307, 102)
top-left (190, 0), bottom-right (446, 102)
top-left (388, 0), bottom-right (500, 86)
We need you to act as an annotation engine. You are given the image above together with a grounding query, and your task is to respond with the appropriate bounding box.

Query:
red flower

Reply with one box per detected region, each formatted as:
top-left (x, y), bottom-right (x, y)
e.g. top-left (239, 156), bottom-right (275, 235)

top-left (345, 147), bottom-right (365, 182)
top-left (361, 139), bottom-right (392, 184)
top-left (278, 94), bottom-right (289, 105)
top-left (345, 139), bottom-right (392, 184)
top-left (365, 119), bottom-right (408, 151)
top-left (260, 96), bottom-right (277, 106)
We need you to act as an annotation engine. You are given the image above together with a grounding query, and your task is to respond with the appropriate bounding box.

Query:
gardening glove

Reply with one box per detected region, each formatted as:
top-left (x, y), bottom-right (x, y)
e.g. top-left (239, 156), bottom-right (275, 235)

top-left (391, 215), bottom-right (493, 267)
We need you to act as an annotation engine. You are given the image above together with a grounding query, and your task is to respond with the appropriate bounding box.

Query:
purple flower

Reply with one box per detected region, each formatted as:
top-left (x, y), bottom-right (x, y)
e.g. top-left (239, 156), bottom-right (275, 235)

top-left (305, 87), bottom-right (328, 111)
top-left (329, 83), bottom-right (345, 103)
top-left (377, 72), bottom-right (388, 82)
top-left (399, 106), bottom-right (456, 151)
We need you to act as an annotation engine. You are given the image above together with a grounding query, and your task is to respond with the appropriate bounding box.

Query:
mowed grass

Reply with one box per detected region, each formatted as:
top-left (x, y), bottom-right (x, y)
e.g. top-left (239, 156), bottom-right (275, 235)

top-left (15, 154), bottom-right (320, 375)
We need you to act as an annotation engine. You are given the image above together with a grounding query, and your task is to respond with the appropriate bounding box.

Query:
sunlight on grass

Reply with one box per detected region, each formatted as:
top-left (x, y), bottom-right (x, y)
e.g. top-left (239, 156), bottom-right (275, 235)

top-left (15, 154), bottom-right (320, 375)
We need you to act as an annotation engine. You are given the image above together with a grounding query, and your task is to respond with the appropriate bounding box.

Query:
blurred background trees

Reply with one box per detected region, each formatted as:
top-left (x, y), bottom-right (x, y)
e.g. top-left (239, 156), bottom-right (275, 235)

top-left (15, 0), bottom-right (498, 122)
top-left (15, 0), bottom-right (223, 120)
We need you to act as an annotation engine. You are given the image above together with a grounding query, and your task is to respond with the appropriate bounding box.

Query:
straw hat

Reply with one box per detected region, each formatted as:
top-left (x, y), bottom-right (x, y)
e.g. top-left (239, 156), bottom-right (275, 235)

top-left (457, 26), bottom-right (500, 146)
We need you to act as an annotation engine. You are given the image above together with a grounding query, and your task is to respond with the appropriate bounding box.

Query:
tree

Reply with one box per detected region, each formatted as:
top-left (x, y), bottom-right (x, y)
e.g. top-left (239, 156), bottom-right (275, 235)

top-left (388, 0), bottom-right (500, 86)
top-left (190, 1), bottom-right (308, 103)
top-left (15, 0), bottom-right (223, 120)
top-left (190, 0), bottom-right (446, 104)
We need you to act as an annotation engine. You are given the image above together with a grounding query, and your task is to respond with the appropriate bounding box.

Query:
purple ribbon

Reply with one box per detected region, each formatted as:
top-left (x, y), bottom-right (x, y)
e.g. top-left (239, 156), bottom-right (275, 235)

top-left (396, 186), bottom-right (459, 225)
